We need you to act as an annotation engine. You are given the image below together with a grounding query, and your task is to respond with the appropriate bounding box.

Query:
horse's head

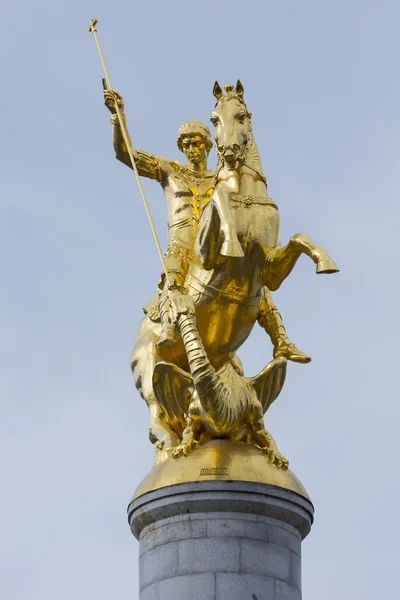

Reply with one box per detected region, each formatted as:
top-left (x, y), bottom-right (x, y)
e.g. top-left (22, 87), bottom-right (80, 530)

top-left (211, 80), bottom-right (252, 170)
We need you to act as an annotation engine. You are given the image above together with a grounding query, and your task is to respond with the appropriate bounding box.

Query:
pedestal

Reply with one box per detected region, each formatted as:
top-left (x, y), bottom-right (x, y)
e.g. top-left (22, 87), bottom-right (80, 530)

top-left (128, 453), bottom-right (314, 600)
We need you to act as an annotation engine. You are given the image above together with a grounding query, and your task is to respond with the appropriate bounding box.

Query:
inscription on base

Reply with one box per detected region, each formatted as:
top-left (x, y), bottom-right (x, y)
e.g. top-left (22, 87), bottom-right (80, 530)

top-left (199, 467), bottom-right (229, 476)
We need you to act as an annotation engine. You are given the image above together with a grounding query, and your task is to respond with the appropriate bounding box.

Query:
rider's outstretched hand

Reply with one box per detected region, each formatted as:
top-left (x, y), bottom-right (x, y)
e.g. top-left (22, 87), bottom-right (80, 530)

top-left (102, 78), bottom-right (124, 114)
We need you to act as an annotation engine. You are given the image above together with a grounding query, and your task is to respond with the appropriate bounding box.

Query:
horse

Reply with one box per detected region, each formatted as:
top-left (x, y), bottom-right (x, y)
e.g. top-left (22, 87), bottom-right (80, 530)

top-left (131, 80), bottom-right (338, 452)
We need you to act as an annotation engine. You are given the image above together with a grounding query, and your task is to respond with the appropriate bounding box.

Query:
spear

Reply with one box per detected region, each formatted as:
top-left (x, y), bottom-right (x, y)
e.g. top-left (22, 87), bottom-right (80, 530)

top-left (88, 18), bottom-right (170, 285)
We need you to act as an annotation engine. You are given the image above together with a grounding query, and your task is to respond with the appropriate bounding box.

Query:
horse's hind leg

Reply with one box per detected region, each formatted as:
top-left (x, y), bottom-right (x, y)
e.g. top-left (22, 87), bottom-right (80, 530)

top-left (265, 233), bottom-right (339, 291)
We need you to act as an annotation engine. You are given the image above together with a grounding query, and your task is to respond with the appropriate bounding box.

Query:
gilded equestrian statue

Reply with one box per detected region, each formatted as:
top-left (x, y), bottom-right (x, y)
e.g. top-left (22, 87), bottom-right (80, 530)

top-left (129, 81), bottom-right (338, 457)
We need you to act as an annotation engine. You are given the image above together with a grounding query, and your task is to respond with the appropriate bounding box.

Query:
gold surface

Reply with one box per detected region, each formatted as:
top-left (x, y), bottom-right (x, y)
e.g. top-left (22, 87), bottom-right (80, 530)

top-left (154, 292), bottom-right (290, 471)
top-left (132, 439), bottom-right (310, 501)
top-left (89, 44), bottom-right (340, 487)
top-left (124, 82), bottom-right (338, 464)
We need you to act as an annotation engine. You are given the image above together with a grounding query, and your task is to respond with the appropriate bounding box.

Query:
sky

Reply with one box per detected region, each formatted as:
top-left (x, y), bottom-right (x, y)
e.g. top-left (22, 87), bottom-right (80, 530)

top-left (1, 1), bottom-right (399, 598)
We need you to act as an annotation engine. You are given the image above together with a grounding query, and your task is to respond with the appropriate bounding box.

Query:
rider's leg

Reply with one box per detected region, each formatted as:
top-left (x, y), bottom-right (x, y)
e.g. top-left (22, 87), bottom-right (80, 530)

top-left (157, 252), bottom-right (189, 347)
top-left (258, 287), bottom-right (311, 364)
top-left (157, 285), bottom-right (177, 347)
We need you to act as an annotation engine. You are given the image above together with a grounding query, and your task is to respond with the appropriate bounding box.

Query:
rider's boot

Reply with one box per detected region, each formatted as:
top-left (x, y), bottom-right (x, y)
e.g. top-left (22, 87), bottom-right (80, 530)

top-left (258, 289), bottom-right (311, 364)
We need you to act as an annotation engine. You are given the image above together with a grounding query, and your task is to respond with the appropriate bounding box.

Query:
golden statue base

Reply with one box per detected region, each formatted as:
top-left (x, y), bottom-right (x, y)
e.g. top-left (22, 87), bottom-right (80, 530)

top-left (132, 439), bottom-right (310, 501)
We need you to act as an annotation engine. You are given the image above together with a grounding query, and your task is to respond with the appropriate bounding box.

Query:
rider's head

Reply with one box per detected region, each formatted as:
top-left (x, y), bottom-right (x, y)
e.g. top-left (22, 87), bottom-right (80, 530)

top-left (177, 121), bottom-right (213, 165)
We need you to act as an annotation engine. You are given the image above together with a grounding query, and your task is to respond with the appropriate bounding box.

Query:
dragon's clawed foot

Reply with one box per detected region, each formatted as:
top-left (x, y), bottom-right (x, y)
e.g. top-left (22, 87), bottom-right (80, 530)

top-left (150, 428), bottom-right (179, 453)
top-left (172, 440), bottom-right (198, 459)
top-left (263, 446), bottom-right (289, 471)
top-left (153, 440), bottom-right (164, 451)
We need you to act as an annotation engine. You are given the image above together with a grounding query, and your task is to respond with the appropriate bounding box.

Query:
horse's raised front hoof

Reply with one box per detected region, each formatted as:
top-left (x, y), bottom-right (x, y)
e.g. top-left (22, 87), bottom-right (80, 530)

top-left (316, 258), bottom-right (340, 274)
top-left (221, 239), bottom-right (244, 258)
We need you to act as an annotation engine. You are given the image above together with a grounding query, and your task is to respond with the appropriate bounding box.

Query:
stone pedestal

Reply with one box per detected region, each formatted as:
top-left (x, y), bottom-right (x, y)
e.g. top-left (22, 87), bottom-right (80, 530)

top-left (128, 480), bottom-right (314, 600)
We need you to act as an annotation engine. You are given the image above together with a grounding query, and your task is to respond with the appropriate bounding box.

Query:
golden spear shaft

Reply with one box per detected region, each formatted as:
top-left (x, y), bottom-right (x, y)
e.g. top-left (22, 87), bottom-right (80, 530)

top-left (88, 18), bottom-right (171, 285)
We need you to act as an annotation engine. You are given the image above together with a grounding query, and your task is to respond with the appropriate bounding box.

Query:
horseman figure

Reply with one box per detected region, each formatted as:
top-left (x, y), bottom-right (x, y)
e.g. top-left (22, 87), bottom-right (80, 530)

top-left (103, 80), bottom-right (338, 464)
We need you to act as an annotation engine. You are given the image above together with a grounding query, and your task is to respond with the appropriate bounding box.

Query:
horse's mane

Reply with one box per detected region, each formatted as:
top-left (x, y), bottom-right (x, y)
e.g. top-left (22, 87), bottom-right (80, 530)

top-left (243, 135), bottom-right (267, 184)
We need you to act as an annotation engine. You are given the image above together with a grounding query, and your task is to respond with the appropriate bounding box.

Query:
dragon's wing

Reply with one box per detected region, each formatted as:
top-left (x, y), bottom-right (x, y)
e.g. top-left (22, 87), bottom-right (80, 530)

top-left (153, 361), bottom-right (194, 426)
top-left (250, 357), bottom-right (287, 414)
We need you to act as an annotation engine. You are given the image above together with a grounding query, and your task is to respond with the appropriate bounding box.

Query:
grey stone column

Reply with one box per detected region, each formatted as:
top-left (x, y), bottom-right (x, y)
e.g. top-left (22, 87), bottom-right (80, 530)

top-left (128, 481), bottom-right (314, 600)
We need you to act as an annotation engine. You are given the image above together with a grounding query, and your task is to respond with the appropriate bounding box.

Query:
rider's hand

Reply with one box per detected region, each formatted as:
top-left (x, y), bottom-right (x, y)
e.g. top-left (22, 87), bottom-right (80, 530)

top-left (102, 79), bottom-right (124, 115)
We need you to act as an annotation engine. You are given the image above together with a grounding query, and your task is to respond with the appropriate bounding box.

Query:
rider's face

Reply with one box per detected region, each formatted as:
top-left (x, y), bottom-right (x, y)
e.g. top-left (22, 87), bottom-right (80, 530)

top-left (181, 135), bottom-right (208, 165)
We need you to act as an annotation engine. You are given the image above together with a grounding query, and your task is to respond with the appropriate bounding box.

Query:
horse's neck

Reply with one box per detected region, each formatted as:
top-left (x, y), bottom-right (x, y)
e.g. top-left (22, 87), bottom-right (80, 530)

top-left (239, 135), bottom-right (268, 197)
top-left (244, 135), bottom-right (266, 179)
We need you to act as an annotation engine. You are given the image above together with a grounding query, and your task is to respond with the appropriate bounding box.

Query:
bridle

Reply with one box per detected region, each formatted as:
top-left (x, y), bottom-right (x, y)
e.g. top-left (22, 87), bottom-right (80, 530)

top-left (213, 98), bottom-right (253, 169)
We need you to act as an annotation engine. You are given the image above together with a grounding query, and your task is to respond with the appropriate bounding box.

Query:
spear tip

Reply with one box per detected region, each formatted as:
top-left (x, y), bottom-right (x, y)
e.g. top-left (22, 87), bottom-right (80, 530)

top-left (88, 18), bottom-right (98, 33)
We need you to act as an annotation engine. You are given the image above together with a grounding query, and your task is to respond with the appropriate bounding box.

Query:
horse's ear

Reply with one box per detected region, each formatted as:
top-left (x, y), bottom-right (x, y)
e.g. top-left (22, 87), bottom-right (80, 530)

top-left (213, 81), bottom-right (223, 100)
top-left (236, 79), bottom-right (244, 98)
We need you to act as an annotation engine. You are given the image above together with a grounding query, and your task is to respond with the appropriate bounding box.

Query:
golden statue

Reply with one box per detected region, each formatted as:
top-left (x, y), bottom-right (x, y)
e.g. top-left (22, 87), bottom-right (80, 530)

top-left (89, 18), bottom-right (338, 497)
top-left (104, 90), bottom-right (317, 439)
top-left (104, 80), bottom-right (337, 462)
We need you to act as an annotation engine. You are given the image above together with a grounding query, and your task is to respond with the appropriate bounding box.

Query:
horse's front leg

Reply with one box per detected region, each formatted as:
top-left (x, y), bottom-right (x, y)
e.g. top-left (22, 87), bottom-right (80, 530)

top-left (195, 201), bottom-right (223, 270)
top-left (265, 233), bottom-right (339, 291)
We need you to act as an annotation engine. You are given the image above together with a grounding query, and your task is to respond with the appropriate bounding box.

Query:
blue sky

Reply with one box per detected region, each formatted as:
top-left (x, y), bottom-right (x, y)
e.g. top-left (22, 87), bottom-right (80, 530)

top-left (1, 1), bottom-right (399, 598)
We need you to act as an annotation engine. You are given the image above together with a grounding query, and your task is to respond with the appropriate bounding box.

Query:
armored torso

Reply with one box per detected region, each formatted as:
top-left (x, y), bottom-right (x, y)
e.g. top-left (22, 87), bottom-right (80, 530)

top-left (161, 163), bottom-right (215, 249)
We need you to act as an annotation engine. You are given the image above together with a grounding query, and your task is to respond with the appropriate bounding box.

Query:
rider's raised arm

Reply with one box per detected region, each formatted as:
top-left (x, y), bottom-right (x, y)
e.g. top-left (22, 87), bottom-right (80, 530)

top-left (110, 113), bottom-right (172, 180)
top-left (105, 87), bottom-right (174, 182)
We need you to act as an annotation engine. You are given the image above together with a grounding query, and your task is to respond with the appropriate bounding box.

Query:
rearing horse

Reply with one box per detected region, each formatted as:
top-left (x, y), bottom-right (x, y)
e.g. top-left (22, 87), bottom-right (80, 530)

top-left (130, 80), bottom-right (338, 452)
top-left (197, 80), bottom-right (339, 285)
